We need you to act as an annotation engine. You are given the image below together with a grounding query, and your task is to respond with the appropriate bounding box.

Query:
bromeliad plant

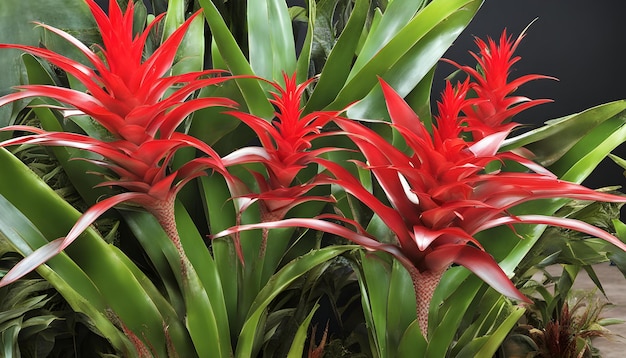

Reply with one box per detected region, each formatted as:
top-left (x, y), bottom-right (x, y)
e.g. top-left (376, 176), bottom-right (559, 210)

top-left (0, 0), bottom-right (238, 274)
top-left (212, 30), bottom-right (626, 355)
top-left (1, 0), bottom-right (626, 357)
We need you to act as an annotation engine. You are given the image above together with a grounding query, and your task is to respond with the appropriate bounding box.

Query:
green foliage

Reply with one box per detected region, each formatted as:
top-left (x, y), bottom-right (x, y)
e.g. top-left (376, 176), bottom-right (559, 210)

top-left (0, 278), bottom-right (117, 357)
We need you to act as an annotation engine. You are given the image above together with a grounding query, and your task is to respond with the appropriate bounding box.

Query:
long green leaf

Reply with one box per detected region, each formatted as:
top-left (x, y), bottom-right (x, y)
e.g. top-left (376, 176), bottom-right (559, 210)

top-left (197, 0), bottom-right (274, 118)
top-left (121, 209), bottom-right (183, 313)
top-left (554, 115), bottom-right (626, 183)
top-left (295, 0), bottom-right (315, 85)
top-left (0, 148), bottom-right (170, 356)
top-left (176, 200), bottom-right (233, 357)
top-left (387, 259), bottom-right (417, 354)
top-left (304, 0), bottom-right (369, 112)
top-left (329, 0), bottom-right (481, 111)
top-left (458, 306), bottom-right (525, 358)
top-left (346, 0), bottom-right (481, 119)
top-left (360, 252), bottom-right (390, 357)
top-left (170, 5), bottom-right (205, 76)
top-left (108, 245), bottom-right (197, 358)
top-left (199, 174), bottom-right (240, 334)
top-left (427, 274), bottom-right (483, 357)
top-left (247, 1), bottom-right (273, 80)
top-left (0, 195), bottom-right (133, 354)
top-left (349, 0), bottom-right (427, 77)
top-left (286, 304), bottom-right (319, 358)
top-left (248, 0), bottom-right (296, 82)
top-left (183, 262), bottom-right (230, 357)
top-left (123, 205), bottom-right (231, 357)
top-left (396, 320), bottom-right (427, 358)
top-left (502, 100), bottom-right (626, 166)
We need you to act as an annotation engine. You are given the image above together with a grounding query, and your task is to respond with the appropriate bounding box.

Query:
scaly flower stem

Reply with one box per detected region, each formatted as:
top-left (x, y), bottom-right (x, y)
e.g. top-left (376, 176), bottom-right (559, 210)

top-left (143, 195), bottom-right (189, 278)
top-left (407, 265), bottom-right (445, 339)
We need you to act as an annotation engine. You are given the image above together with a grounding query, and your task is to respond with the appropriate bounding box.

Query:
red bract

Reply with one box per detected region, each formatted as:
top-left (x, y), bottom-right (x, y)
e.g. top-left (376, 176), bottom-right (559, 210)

top-left (0, 0), bottom-right (235, 145)
top-left (0, 0), bottom-right (237, 287)
top-left (444, 30), bottom-right (556, 140)
top-left (330, 78), bottom-right (626, 337)
top-left (220, 73), bottom-right (344, 259)
top-left (224, 73), bottom-right (341, 187)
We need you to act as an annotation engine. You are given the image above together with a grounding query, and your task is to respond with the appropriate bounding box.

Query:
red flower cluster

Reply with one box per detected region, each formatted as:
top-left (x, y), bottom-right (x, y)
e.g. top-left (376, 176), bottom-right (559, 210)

top-left (211, 31), bottom-right (626, 338)
top-left (220, 73), bottom-right (345, 260)
top-left (445, 30), bottom-right (556, 140)
top-left (328, 32), bottom-right (626, 335)
top-left (0, 0), bottom-right (235, 285)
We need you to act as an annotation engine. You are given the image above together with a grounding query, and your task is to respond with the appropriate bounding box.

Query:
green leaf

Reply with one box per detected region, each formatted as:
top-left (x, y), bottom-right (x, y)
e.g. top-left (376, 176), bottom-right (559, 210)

top-left (0, 148), bottom-right (170, 356)
top-left (396, 320), bottom-right (427, 357)
top-left (0, 194), bottom-right (131, 353)
top-left (502, 100), bottom-right (626, 166)
top-left (328, 0), bottom-right (482, 112)
top-left (176, 201), bottom-right (233, 357)
top-left (458, 306), bottom-right (525, 358)
top-left (346, 0), bottom-right (481, 119)
top-left (427, 273), bottom-right (483, 357)
top-left (199, 174), bottom-right (239, 334)
top-left (170, 5), bottom-right (205, 75)
top-left (186, 84), bottom-right (246, 146)
top-left (386, 259), bottom-right (417, 352)
top-left (304, 0), bottom-right (369, 112)
top-left (295, 0), bottom-right (315, 85)
top-left (122, 204), bottom-right (231, 358)
top-left (108, 244), bottom-right (196, 358)
top-left (349, 0), bottom-right (427, 77)
top-left (183, 261), bottom-right (231, 358)
top-left (286, 304), bottom-right (319, 358)
top-left (553, 115), bottom-right (626, 183)
top-left (121, 209), bottom-right (183, 312)
top-left (197, 0), bottom-right (274, 118)
top-left (248, 0), bottom-right (296, 82)
top-left (21, 54), bottom-right (55, 86)
top-left (360, 252), bottom-right (391, 357)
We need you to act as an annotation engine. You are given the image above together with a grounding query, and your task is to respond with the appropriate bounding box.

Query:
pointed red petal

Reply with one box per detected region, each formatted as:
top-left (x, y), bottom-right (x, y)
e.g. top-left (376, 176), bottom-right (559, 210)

top-left (379, 79), bottom-right (431, 141)
top-left (476, 214), bottom-right (626, 252)
top-left (62, 192), bottom-right (148, 249)
top-left (424, 244), bottom-right (531, 303)
top-left (210, 217), bottom-right (412, 265)
top-left (0, 238), bottom-right (66, 287)
top-left (0, 192), bottom-right (147, 287)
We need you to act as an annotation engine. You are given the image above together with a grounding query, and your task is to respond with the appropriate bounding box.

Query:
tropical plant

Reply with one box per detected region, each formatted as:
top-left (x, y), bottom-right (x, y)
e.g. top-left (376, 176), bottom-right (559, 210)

top-left (1, 0), bottom-right (626, 357)
top-left (503, 288), bottom-right (622, 358)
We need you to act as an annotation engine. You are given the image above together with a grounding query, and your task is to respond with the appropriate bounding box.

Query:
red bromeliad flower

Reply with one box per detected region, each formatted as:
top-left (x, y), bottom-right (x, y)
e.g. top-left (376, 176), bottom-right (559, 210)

top-left (213, 32), bottom-right (626, 339)
top-left (330, 73), bottom-right (626, 336)
top-left (444, 30), bottom-right (556, 141)
top-left (220, 73), bottom-right (343, 259)
top-left (0, 0), bottom-right (237, 286)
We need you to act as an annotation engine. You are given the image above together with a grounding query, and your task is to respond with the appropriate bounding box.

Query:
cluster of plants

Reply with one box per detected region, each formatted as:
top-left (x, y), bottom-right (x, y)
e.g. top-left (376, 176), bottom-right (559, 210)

top-left (1, 0), bottom-right (626, 356)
